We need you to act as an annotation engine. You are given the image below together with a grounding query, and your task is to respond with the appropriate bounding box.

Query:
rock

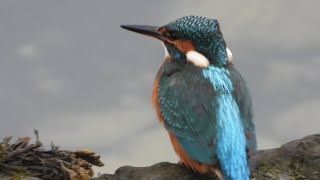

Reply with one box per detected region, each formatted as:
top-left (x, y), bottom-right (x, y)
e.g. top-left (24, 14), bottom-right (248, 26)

top-left (92, 134), bottom-right (320, 180)
top-left (91, 162), bottom-right (215, 180)
top-left (263, 172), bottom-right (275, 178)
top-left (250, 134), bottom-right (320, 179)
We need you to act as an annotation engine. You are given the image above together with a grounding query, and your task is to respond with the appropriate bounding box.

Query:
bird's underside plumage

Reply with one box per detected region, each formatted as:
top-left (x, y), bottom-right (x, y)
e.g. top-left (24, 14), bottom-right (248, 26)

top-left (152, 58), bottom-right (256, 179)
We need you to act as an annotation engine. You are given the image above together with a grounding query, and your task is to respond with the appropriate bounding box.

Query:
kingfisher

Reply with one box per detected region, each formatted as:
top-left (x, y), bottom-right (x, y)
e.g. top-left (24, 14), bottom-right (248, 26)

top-left (121, 15), bottom-right (257, 180)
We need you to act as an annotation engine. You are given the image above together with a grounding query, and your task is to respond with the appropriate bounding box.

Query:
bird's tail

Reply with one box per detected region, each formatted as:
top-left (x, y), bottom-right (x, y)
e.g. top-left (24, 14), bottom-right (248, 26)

top-left (215, 94), bottom-right (250, 180)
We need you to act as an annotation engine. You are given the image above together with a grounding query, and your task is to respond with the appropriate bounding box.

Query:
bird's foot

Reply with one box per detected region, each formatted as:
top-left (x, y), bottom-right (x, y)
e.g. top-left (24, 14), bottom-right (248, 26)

top-left (178, 160), bottom-right (184, 166)
top-left (212, 168), bottom-right (223, 180)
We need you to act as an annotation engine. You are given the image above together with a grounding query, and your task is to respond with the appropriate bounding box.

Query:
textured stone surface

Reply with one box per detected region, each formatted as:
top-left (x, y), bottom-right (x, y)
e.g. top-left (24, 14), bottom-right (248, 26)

top-left (91, 134), bottom-right (320, 180)
top-left (250, 134), bottom-right (320, 179)
top-left (92, 162), bottom-right (215, 180)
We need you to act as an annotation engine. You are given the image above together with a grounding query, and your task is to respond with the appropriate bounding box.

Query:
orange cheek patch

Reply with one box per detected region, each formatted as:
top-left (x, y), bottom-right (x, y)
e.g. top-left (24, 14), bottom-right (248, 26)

top-left (173, 40), bottom-right (195, 54)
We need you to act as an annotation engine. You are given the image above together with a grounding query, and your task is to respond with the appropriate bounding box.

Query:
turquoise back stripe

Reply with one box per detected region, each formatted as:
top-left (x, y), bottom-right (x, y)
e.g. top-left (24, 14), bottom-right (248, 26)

top-left (203, 66), bottom-right (249, 180)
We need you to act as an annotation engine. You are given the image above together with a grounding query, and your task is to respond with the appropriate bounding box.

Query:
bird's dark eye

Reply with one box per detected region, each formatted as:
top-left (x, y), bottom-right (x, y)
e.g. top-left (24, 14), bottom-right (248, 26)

top-left (166, 30), bottom-right (180, 40)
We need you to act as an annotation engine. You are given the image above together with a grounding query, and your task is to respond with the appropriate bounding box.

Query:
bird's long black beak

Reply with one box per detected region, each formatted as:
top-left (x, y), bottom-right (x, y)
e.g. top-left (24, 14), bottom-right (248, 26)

top-left (120, 25), bottom-right (165, 41)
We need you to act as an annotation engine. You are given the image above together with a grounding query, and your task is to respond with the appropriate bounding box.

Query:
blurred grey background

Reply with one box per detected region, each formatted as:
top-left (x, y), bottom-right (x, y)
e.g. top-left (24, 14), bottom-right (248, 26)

top-left (0, 1), bottom-right (319, 173)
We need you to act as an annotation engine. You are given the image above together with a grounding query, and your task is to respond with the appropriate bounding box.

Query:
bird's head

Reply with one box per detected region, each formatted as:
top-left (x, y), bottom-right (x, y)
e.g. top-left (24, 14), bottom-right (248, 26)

top-left (121, 15), bottom-right (232, 68)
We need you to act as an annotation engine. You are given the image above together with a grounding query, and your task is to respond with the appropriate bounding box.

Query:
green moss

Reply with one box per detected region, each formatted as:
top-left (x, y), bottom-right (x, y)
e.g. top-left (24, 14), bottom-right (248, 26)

top-left (9, 174), bottom-right (27, 180)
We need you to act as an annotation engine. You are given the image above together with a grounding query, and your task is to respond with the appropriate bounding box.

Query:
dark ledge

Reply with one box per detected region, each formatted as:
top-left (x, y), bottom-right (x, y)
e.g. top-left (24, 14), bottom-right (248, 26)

top-left (91, 134), bottom-right (320, 180)
top-left (1, 134), bottom-right (319, 180)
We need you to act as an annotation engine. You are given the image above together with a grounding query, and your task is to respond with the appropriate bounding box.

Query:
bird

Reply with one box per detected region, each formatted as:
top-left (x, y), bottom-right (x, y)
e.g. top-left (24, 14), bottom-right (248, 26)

top-left (121, 15), bottom-right (257, 180)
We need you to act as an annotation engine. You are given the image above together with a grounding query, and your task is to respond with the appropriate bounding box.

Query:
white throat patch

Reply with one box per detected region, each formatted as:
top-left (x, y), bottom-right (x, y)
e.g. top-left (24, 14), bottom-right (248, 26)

top-left (162, 43), bottom-right (170, 58)
top-left (186, 50), bottom-right (210, 68)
